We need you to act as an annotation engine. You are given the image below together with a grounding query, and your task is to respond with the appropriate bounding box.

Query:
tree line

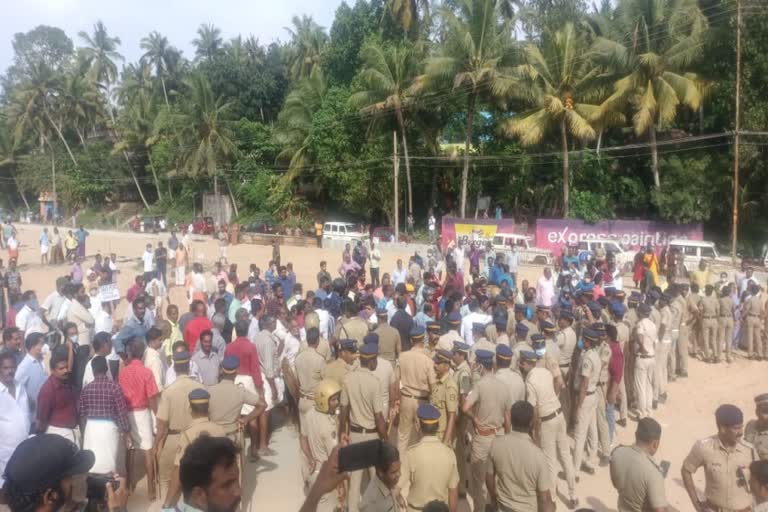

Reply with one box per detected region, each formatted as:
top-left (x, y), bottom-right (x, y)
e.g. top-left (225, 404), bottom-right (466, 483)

top-left (1, 0), bottom-right (767, 253)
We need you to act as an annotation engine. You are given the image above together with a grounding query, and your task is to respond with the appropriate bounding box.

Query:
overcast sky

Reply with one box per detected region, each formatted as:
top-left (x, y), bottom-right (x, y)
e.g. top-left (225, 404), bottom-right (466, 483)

top-left (1, 0), bottom-right (346, 72)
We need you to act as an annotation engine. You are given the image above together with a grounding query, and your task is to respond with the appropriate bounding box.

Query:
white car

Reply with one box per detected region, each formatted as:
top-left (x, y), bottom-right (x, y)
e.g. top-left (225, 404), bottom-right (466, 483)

top-left (321, 222), bottom-right (366, 241)
top-left (576, 238), bottom-right (634, 273)
top-left (491, 233), bottom-right (553, 265)
top-left (668, 239), bottom-right (730, 274)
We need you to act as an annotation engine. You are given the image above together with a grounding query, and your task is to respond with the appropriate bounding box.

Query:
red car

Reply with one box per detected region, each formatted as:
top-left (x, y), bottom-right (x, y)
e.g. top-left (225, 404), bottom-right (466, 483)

top-left (371, 226), bottom-right (410, 243)
top-left (179, 216), bottom-right (216, 235)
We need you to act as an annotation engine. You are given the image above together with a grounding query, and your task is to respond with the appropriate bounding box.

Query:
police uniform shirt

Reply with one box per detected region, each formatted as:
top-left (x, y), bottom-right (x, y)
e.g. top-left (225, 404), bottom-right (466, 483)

top-left (335, 316), bottom-right (369, 346)
top-left (718, 296), bottom-right (734, 320)
top-left (453, 360), bottom-right (472, 397)
top-left (574, 348), bottom-right (600, 392)
top-left (610, 445), bottom-right (667, 512)
top-left (340, 367), bottom-right (383, 430)
top-left (635, 318), bottom-right (658, 357)
top-left (511, 341), bottom-right (534, 371)
top-left (616, 322), bottom-right (630, 351)
top-left (556, 327), bottom-right (577, 367)
top-left (174, 417), bottom-right (227, 465)
top-left (372, 357), bottom-right (396, 414)
top-left (682, 435), bottom-right (756, 510)
top-left (375, 323), bottom-right (402, 363)
top-left (525, 367), bottom-right (561, 418)
top-left (399, 349), bottom-right (436, 398)
top-left (488, 431), bottom-right (552, 512)
top-left (157, 375), bottom-right (205, 431)
top-left (674, 295), bottom-right (689, 326)
top-left (650, 308), bottom-right (661, 332)
top-left (658, 306), bottom-right (672, 341)
top-left (700, 295), bottom-right (720, 319)
top-left (295, 348), bottom-right (326, 400)
top-left (624, 308), bottom-right (639, 332)
top-left (747, 295), bottom-right (764, 318)
top-left (300, 337), bottom-right (333, 362)
top-left (465, 373), bottom-right (511, 429)
top-left (496, 332), bottom-right (511, 347)
top-left (495, 368), bottom-right (525, 403)
top-left (324, 359), bottom-right (356, 386)
top-left (687, 294), bottom-right (702, 324)
top-left (438, 330), bottom-right (464, 352)
top-left (401, 437), bottom-right (459, 508)
top-left (597, 342), bottom-right (612, 384)
top-left (745, 420), bottom-right (768, 461)
top-left (430, 373), bottom-right (459, 436)
top-left (304, 406), bottom-right (337, 466)
top-left (361, 474), bottom-right (399, 512)
top-left (208, 379), bottom-right (260, 433)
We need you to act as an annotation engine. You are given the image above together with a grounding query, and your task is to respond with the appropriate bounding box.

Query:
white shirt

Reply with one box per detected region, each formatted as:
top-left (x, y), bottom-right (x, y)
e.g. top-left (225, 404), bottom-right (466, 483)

top-left (145, 278), bottom-right (167, 298)
top-left (428, 216), bottom-right (436, 231)
top-left (0, 381), bottom-right (30, 487)
top-left (370, 249), bottom-right (381, 269)
top-left (281, 333), bottom-right (301, 370)
top-left (392, 268), bottom-right (407, 285)
top-left (453, 246), bottom-right (465, 271)
top-left (16, 305), bottom-right (44, 336)
top-left (82, 355), bottom-right (114, 388)
top-left (142, 251), bottom-right (154, 272)
top-left (94, 309), bottom-right (113, 334)
top-left (460, 311), bottom-right (492, 346)
top-left (316, 309), bottom-right (331, 340)
top-left (41, 291), bottom-right (65, 321)
top-left (537, 276), bottom-right (556, 307)
top-left (143, 346), bottom-right (166, 391)
top-left (740, 276), bottom-right (759, 295)
top-left (165, 363), bottom-right (201, 387)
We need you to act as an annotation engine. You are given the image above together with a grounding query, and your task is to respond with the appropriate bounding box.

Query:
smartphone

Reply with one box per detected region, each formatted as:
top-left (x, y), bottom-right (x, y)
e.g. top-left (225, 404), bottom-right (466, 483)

top-left (659, 461), bottom-right (671, 478)
top-left (338, 439), bottom-right (383, 473)
top-left (86, 475), bottom-right (118, 502)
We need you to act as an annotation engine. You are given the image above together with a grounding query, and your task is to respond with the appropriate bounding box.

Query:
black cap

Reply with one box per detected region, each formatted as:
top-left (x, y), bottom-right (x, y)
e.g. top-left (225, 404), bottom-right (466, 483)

top-left (4, 434), bottom-right (95, 493)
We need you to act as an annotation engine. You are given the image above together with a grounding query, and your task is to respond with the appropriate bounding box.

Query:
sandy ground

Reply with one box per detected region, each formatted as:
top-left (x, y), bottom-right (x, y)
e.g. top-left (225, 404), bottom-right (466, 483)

top-left (9, 223), bottom-right (766, 512)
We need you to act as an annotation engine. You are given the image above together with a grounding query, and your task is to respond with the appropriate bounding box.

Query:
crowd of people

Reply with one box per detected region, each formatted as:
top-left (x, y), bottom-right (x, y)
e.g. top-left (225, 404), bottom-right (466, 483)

top-left (2, 228), bottom-right (768, 512)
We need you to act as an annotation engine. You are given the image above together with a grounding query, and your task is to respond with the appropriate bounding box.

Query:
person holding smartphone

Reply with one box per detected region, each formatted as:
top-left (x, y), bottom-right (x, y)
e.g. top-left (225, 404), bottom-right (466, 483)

top-left (609, 417), bottom-right (668, 512)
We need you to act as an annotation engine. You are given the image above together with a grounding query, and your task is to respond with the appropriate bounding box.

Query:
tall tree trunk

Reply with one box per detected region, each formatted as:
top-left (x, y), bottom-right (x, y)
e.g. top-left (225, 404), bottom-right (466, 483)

top-left (13, 174), bottom-right (31, 211)
top-left (147, 153), bottom-right (163, 200)
top-left (225, 177), bottom-right (239, 218)
top-left (214, 173), bottom-right (220, 226)
top-left (649, 123), bottom-right (660, 188)
top-left (161, 77), bottom-right (169, 106)
top-left (77, 128), bottom-right (87, 147)
top-left (461, 93), bottom-right (477, 218)
top-left (395, 105), bottom-right (413, 217)
top-left (43, 110), bottom-right (78, 167)
top-left (561, 117), bottom-right (570, 217)
top-left (596, 128), bottom-right (603, 157)
top-left (121, 150), bottom-right (151, 209)
top-left (51, 148), bottom-right (57, 215)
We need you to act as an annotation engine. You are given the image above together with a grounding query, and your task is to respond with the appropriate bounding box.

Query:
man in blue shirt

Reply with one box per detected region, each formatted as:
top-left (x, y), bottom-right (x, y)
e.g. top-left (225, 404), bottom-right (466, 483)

top-left (278, 266), bottom-right (295, 297)
top-left (75, 226), bottom-right (89, 259)
top-left (15, 332), bottom-right (49, 421)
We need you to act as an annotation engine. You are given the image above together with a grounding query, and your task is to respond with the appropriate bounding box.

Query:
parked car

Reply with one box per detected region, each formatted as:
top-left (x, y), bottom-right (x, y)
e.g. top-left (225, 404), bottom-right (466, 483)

top-left (243, 219), bottom-right (278, 234)
top-left (179, 216), bottom-right (216, 236)
top-left (491, 233), bottom-right (553, 265)
top-left (576, 238), bottom-right (634, 273)
top-left (371, 226), bottom-right (410, 243)
top-left (668, 239), bottom-right (731, 274)
top-left (322, 221), bottom-right (366, 241)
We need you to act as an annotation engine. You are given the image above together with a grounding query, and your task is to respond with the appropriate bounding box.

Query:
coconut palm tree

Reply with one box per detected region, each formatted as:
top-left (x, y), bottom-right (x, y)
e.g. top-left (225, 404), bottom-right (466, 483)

top-left (174, 73), bottom-right (238, 223)
top-left (501, 23), bottom-right (620, 216)
top-left (350, 41), bottom-right (420, 218)
top-left (284, 15), bottom-right (328, 81)
top-left (0, 120), bottom-right (31, 209)
top-left (192, 23), bottom-right (224, 62)
top-left (275, 68), bottom-right (328, 183)
top-left (384, 0), bottom-right (431, 37)
top-left (140, 31), bottom-right (180, 105)
top-left (78, 21), bottom-right (124, 90)
top-left (593, 0), bottom-right (707, 188)
top-left (60, 72), bottom-right (104, 146)
top-left (417, 0), bottom-right (516, 217)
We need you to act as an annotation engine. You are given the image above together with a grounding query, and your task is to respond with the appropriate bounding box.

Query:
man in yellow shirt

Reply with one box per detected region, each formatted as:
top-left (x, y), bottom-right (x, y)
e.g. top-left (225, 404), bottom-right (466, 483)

top-left (689, 260), bottom-right (711, 290)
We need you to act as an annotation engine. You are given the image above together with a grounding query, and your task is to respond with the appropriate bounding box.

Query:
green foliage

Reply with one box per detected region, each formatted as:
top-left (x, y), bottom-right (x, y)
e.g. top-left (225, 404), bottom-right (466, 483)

top-left (323, 0), bottom-right (383, 86)
top-left (569, 190), bottom-right (614, 223)
top-left (651, 154), bottom-right (720, 223)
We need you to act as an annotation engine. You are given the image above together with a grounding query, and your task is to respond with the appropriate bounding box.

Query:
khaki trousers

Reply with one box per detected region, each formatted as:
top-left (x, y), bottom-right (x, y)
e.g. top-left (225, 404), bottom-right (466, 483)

top-left (718, 318), bottom-right (734, 361)
top-left (454, 416), bottom-right (469, 495)
top-left (618, 373), bottom-right (628, 421)
top-left (348, 431), bottom-right (378, 512)
top-left (398, 395), bottom-right (425, 455)
top-left (747, 316), bottom-right (764, 357)
top-left (539, 412), bottom-right (575, 495)
top-left (469, 432), bottom-right (496, 511)
top-left (595, 384), bottom-right (611, 457)
top-left (678, 325), bottom-right (690, 373)
top-left (702, 318), bottom-right (719, 359)
top-left (653, 342), bottom-right (670, 399)
top-left (159, 432), bottom-right (181, 498)
top-left (634, 357), bottom-right (655, 418)
top-left (572, 392), bottom-right (598, 471)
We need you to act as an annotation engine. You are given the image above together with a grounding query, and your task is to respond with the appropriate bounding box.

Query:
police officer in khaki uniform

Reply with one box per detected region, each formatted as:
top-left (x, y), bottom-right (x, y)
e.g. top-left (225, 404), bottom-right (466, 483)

top-left (687, 284), bottom-right (703, 358)
top-left (399, 404), bottom-right (459, 512)
top-left (744, 283), bottom-right (764, 360)
top-left (360, 441), bottom-right (401, 512)
top-left (676, 283), bottom-right (691, 377)
top-left (325, 339), bottom-right (358, 385)
top-left (746, 394), bottom-right (768, 461)
top-left (511, 323), bottom-right (533, 370)
top-left (514, 304), bottom-right (539, 342)
top-left (624, 293), bottom-right (641, 410)
top-left (655, 294), bottom-right (673, 405)
top-left (610, 417), bottom-right (668, 512)
top-left (398, 326), bottom-right (436, 454)
top-left (374, 308), bottom-right (402, 364)
top-left (610, 302), bottom-right (630, 427)
top-left (451, 341), bottom-right (472, 496)
top-left (462, 349), bottom-right (512, 511)
top-left (426, 322), bottom-right (441, 355)
top-left (302, 379), bottom-right (341, 511)
top-left (634, 304), bottom-right (658, 419)
top-left (161, 388), bottom-right (227, 509)
top-left (520, 350), bottom-right (578, 508)
top-left (572, 328), bottom-right (601, 475)
top-left (718, 285), bottom-right (735, 364)
top-left (494, 344), bottom-right (525, 403)
top-left (486, 401), bottom-right (556, 512)
top-left (495, 313), bottom-right (511, 346)
top-left (340, 342), bottom-right (387, 512)
top-left (592, 323), bottom-right (613, 466)
top-left (334, 300), bottom-right (370, 346)
top-left (430, 349), bottom-right (458, 445)
top-left (294, 327), bottom-right (327, 427)
top-left (699, 285), bottom-right (720, 362)
top-left (154, 350), bottom-right (205, 499)
top-left (208, 355), bottom-right (265, 442)
top-left (682, 404), bottom-right (756, 512)
top-left (437, 312), bottom-right (463, 352)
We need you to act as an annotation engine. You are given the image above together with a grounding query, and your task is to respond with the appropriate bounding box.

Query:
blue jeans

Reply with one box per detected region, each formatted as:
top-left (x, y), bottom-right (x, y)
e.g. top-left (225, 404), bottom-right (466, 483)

top-left (607, 402), bottom-right (616, 445)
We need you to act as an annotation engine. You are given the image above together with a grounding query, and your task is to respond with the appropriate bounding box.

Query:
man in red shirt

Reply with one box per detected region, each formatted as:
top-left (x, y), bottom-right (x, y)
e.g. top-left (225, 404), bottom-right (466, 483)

top-left (605, 324), bottom-right (625, 448)
top-left (36, 347), bottom-right (78, 443)
top-left (126, 275), bottom-right (145, 304)
top-left (224, 319), bottom-right (264, 459)
top-left (118, 338), bottom-right (160, 500)
top-left (183, 300), bottom-right (212, 352)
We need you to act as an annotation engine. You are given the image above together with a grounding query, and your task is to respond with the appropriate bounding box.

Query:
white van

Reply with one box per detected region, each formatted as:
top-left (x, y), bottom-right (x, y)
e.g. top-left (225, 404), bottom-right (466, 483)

top-left (322, 222), bottom-right (366, 241)
top-left (667, 239), bottom-right (729, 274)
top-left (491, 233), bottom-right (553, 265)
top-left (576, 238), bottom-right (634, 273)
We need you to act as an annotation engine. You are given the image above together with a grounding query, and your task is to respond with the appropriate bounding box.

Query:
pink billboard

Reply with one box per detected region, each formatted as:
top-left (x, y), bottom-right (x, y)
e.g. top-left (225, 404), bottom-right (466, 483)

top-left (533, 218), bottom-right (704, 252)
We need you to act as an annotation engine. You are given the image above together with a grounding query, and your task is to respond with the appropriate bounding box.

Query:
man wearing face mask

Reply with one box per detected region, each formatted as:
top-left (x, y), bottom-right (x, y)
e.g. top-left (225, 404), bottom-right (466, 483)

top-left (66, 284), bottom-right (94, 349)
top-left (15, 290), bottom-right (44, 337)
top-left (2, 434), bottom-right (130, 512)
top-left (682, 404), bottom-right (756, 512)
top-left (572, 328), bottom-right (601, 476)
top-left (609, 417), bottom-right (668, 512)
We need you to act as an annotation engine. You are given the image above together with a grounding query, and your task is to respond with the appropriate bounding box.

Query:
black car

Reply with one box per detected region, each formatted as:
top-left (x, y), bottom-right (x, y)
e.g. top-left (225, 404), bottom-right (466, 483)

top-left (243, 220), bottom-right (277, 234)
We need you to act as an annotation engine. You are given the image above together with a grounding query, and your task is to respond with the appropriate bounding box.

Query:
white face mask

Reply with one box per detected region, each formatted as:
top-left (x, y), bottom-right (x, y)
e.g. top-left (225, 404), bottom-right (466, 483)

top-left (69, 334), bottom-right (79, 345)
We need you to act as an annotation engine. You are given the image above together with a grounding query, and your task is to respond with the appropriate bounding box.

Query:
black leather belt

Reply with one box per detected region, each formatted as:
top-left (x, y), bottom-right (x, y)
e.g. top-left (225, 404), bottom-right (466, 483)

top-left (559, 363), bottom-right (570, 368)
top-left (638, 354), bottom-right (654, 358)
top-left (540, 408), bottom-right (562, 422)
top-left (586, 390), bottom-right (596, 396)
top-left (400, 390), bottom-right (429, 400)
top-left (350, 424), bottom-right (377, 434)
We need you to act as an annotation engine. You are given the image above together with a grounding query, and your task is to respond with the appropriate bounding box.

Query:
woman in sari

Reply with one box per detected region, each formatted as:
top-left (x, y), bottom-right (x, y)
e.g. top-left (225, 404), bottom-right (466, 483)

top-left (643, 245), bottom-right (660, 286)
